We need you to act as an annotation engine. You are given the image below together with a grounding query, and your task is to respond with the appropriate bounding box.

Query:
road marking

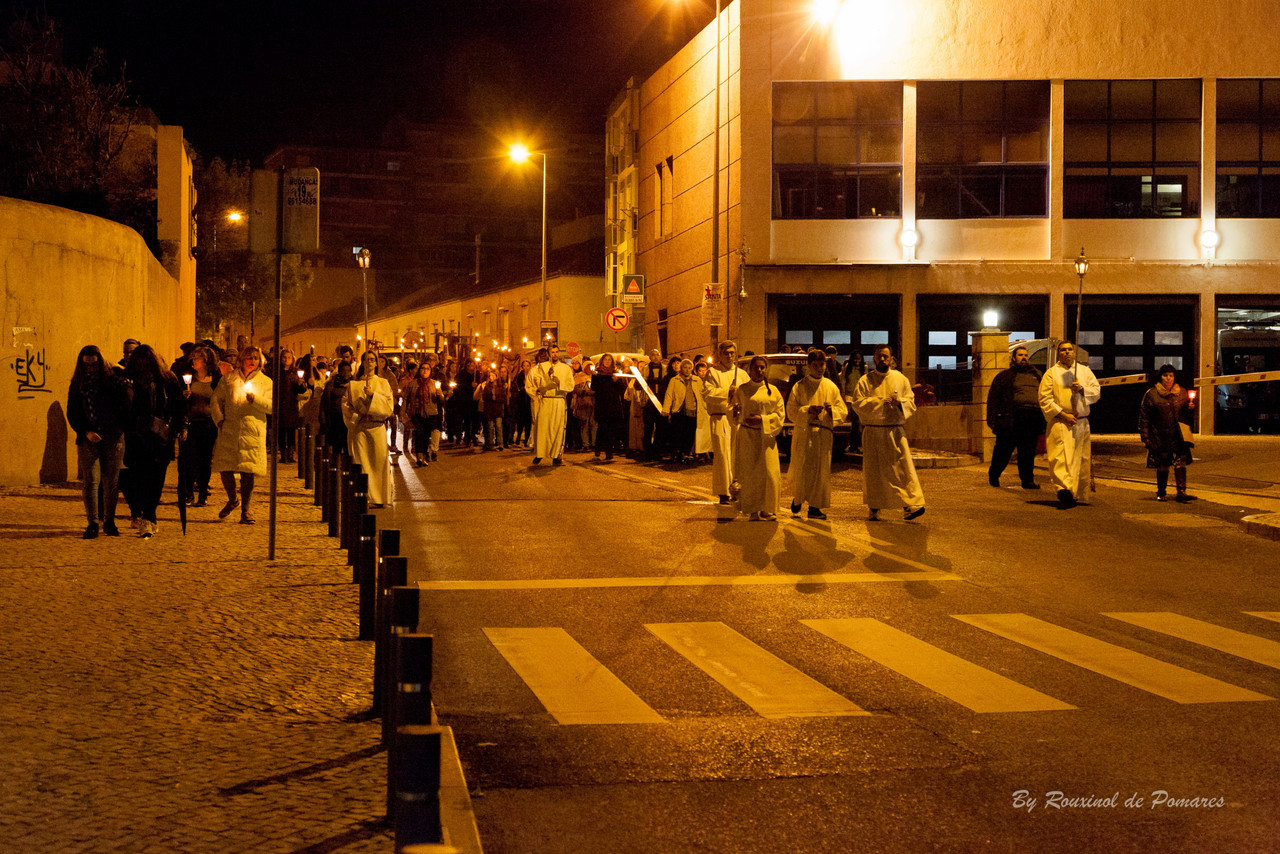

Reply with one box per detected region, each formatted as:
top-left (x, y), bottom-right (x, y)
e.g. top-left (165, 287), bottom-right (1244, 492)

top-left (802, 618), bottom-right (1075, 713)
top-left (419, 570), bottom-right (960, 591)
top-left (1105, 612), bottom-right (1280, 670)
top-left (646, 622), bottom-right (868, 718)
top-left (482, 627), bottom-right (664, 725)
top-left (954, 613), bottom-right (1273, 704)
top-left (1245, 612), bottom-right (1280, 625)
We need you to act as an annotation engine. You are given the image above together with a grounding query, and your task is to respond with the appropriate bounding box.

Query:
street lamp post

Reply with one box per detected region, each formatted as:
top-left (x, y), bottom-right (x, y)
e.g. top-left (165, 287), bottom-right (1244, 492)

top-left (357, 247), bottom-right (371, 349)
top-left (508, 144), bottom-right (549, 326)
top-left (1074, 247), bottom-right (1089, 342)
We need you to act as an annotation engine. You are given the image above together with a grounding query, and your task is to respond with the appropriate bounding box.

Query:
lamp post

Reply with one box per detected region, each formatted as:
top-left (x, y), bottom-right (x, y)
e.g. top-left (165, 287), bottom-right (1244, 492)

top-left (357, 247), bottom-right (371, 349)
top-left (1073, 247), bottom-right (1089, 342)
top-left (508, 144), bottom-right (548, 326)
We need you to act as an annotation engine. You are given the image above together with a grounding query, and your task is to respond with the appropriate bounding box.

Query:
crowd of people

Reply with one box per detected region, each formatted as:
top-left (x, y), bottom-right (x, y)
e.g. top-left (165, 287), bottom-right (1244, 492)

top-left (67, 333), bottom-right (1200, 539)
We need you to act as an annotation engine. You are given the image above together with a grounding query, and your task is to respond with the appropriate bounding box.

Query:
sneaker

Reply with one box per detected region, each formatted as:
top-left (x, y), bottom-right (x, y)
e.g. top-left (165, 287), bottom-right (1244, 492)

top-left (218, 498), bottom-right (240, 519)
top-left (240, 512), bottom-right (256, 525)
top-left (790, 502), bottom-right (802, 515)
top-left (904, 506), bottom-right (926, 520)
top-left (807, 508), bottom-right (827, 520)
top-left (102, 521), bottom-right (120, 537)
top-left (83, 522), bottom-right (99, 539)
top-left (989, 475), bottom-right (1001, 487)
top-left (139, 520), bottom-right (154, 539)
top-left (130, 517), bottom-right (142, 531)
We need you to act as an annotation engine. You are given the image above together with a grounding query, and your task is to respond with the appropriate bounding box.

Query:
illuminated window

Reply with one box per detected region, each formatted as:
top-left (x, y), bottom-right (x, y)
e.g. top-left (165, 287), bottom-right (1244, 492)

top-left (772, 81), bottom-right (902, 219)
top-left (861, 330), bottom-right (889, 345)
top-left (917, 81), bottom-right (1050, 218)
top-left (1064, 79), bottom-right (1201, 218)
top-left (1216, 79), bottom-right (1280, 218)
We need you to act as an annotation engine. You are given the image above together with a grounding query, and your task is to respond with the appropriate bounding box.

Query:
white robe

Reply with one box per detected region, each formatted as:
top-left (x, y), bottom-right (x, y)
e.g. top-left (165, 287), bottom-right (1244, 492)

top-left (852, 369), bottom-right (925, 510)
top-left (786, 375), bottom-right (847, 509)
top-left (529, 361), bottom-right (574, 460)
top-left (704, 363), bottom-right (748, 495)
top-left (731, 380), bottom-right (785, 515)
top-left (343, 376), bottom-right (395, 505)
top-left (1038, 361), bottom-right (1101, 500)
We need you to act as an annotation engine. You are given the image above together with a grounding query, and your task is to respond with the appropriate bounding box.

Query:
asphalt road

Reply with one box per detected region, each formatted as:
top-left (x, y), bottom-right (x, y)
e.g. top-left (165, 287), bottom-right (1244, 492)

top-left (382, 437), bottom-right (1280, 854)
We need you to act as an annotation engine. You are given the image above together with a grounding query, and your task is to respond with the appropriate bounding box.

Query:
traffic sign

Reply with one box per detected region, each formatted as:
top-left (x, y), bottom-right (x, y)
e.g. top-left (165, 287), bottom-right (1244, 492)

top-left (605, 307), bottom-right (630, 332)
top-left (620, 274), bottom-right (646, 305)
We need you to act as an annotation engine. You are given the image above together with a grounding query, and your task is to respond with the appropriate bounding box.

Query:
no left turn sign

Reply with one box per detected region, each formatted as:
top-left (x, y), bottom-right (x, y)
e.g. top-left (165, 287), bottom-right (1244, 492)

top-left (605, 307), bottom-right (629, 332)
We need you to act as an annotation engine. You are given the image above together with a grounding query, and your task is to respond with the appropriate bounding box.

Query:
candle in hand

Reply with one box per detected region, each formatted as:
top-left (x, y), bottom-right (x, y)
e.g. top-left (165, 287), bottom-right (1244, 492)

top-left (182, 373), bottom-right (193, 386)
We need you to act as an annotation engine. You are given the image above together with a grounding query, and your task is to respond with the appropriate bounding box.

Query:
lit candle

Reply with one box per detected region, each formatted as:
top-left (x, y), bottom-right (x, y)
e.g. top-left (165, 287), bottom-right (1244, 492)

top-left (182, 373), bottom-right (193, 386)
top-left (296, 369), bottom-right (304, 380)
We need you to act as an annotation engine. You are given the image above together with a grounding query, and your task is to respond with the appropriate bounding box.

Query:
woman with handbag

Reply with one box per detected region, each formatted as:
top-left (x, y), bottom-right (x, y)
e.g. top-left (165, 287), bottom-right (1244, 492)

top-left (122, 344), bottom-right (185, 538)
top-left (1138, 363), bottom-right (1197, 503)
top-left (210, 347), bottom-right (273, 524)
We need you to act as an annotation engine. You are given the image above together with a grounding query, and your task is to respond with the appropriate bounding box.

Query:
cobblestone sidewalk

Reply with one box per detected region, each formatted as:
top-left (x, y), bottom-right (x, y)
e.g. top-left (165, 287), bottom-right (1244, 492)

top-left (0, 472), bottom-right (394, 853)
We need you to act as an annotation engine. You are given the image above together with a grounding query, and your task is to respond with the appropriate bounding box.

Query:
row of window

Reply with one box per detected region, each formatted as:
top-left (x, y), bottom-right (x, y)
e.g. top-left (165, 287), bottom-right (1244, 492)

top-left (773, 79), bottom-right (1280, 220)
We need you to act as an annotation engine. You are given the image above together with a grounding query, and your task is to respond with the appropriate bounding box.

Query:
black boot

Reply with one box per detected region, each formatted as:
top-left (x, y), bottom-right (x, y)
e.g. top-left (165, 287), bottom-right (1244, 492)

top-left (1174, 467), bottom-right (1195, 502)
top-left (1156, 469), bottom-right (1169, 501)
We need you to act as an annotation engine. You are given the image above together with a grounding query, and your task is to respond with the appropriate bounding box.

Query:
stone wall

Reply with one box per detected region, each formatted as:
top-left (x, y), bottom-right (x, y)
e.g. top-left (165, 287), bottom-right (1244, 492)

top-left (1, 196), bottom-right (188, 486)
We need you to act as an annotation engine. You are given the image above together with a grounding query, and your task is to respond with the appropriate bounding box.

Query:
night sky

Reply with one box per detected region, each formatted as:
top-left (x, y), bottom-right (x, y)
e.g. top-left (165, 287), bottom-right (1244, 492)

top-left (9, 0), bottom-right (712, 163)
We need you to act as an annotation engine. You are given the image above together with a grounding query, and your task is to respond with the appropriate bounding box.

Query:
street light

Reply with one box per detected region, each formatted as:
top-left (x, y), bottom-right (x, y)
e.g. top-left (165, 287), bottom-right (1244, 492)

top-left (1074, 247), bottom-right (1089, 342)
top-left (356, 247), bottom-right (372, 348)
top-left (508, 143), bottom-right (548, 325)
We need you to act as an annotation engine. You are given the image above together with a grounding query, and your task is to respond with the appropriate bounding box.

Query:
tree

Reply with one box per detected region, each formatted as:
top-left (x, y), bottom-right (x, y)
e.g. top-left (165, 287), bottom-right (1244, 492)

top-left (0, 12), bottom-right (156, 251)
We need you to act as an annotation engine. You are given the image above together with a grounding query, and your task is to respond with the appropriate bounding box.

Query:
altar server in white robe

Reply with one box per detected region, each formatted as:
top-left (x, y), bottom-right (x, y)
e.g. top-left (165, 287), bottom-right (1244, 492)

top-left (1038, 340), bottom-right (1101, 507)
top-left (852, 344), bottom-right (925, 521)
top-left (703, 341), bottom-right (749, 505)
top-left (528, 344), bottom-right (574, 465)
top-left (343, 350), bottom-right (395, 507)
top-left (786, 348), bottom-right (848, 520)
top-left (730, 355), bottom-right (786, 521)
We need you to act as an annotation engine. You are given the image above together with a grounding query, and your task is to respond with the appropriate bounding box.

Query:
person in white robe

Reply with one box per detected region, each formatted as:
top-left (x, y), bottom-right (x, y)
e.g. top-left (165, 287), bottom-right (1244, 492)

top-left (528, 344), bottom-right (575, 464)
top-left (343, 351), bottom-right (395, 507)
top-left (730, 355), bottom-right (786, 520)
top-left (786, 349), bottom-right (848, 519)
top-left (703, 340), bottom-right (749, 504)
top-left (693, 362), bottom-right (713, 459)
top-left (852, 345), bottom-right (925, 521)
top-left (1038, 340), bottom-right (1101, 507)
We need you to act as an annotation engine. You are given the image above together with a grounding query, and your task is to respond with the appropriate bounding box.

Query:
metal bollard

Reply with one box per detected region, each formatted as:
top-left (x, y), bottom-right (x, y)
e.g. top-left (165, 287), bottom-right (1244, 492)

top-left (384, 583), bottom-right (420, 744)
top-left (390, 724), bottom-right (443, 844)
top-left (357, 512), bottom-right (378, 640)
top-left (312, 440), bottom-right (324, 502)
top-left (349, 471), bottom-right (368, 573)
top-left (339, 460), bottom-right (355, 550)
top-left (327, 452), bottom-right (342, 537)
top-left (374, 553), bottom-right (407, 716)
top-left (296, 426), bottom-right (306, 481)
top-left (317, 445), bottom-right (329, 518)
top-left (387, 634), bottom-right (435, 822)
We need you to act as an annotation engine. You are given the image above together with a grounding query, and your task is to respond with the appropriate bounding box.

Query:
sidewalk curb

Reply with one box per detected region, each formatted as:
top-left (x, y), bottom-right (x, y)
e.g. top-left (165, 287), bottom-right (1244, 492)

top-left (1241, 513), bottom-right (1280, 541)
top-left (438, 724), bottom-right (484, 854)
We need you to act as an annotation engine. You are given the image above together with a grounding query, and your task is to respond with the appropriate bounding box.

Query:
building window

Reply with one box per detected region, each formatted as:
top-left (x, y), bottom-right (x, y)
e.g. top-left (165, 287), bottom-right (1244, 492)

top-left (1216, 79), bottom-right (1280, 218)
top-left (772, 81), bottom-right (902, 219)
top-left (1064, 79), bottom-right (1201, 218)
top-left (656, 158), bottom-right (673, 238)
top-left (916, 81), bottom-right (1050, 219)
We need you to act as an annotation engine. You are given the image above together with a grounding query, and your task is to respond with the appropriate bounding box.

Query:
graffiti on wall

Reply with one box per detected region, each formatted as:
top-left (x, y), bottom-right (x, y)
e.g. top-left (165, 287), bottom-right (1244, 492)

top-left (10, 326), bottom-right (52, 400)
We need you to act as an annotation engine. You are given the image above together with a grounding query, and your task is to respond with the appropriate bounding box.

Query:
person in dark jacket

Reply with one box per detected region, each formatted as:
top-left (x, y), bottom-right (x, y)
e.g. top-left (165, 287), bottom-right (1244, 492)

top-left (320, 360), bottom-right (352, 452)
top-left (123, 344), bottom-right (185, 538)
top-left (179, 345), bottom-right (222, 506)
top-left (591, 353), bottom-right (628, 460)
top-left (986, 344), bottom-right (1044, 489)
top-left (67, 345), bottom-right (130, 538)
top-left (1139, 363), bottom-right (1197, 502)
top-left (272, 348), bottom-right (307, 463)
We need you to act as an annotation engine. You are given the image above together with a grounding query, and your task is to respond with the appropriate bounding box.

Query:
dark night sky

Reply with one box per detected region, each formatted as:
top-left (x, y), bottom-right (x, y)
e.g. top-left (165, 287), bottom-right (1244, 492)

top-left (8, 0), bottom-right (712, 163)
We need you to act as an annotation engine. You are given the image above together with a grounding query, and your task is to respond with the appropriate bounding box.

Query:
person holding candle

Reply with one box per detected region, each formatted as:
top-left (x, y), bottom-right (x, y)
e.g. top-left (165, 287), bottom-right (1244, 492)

top-left (730, 355), bottom-right (786, 521)
top-left (272, 348), bottom-right (306, 464)
top-left (344, 350), bottom-right (395, 506)
top-left (179, 345), bottom-right (222, 507)
top-left (403, 362), bottom-right (444, 467)
top-left (210, 347), bottom-right (273, 524)
top-left (1139, 363), bottom-right (1197, 502)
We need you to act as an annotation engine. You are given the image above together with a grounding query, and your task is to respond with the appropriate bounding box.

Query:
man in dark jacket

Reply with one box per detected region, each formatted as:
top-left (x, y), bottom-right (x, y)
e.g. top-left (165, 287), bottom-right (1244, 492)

top-left (986, 345), bottom-right (1044, 489)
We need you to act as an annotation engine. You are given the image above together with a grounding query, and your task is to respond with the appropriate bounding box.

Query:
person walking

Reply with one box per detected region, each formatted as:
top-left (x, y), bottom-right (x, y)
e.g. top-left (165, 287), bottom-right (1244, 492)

top-left (1139, 363), bottom-right (1197, 503)
top-left (527, 344), bottom-right (574, 465)
top-left (730, 355), bottom-right (785, 521)
top-left (404, 362), bottom-right (444, 467)
top-left (852, 344), bottom-right (925, 521)
top-left (703, 342), bottom-right (748, 502)
top-left (67, 345), bottom-right (129, 538)
top-left (986, 344), bottom-right (1044, 489)
top-left (122, 345), bottom-right (185, 538)
top-left (590, 353), bottom-right (628, 461)
top-left (320, 360), bottom-right (352, 453)
top-left (1038, 340), bottom-right (1100, 508)
top-left (210, 347), bottom-right (272, 524)
top-left (786, 349), bottom-right (847, 520)
top-left (475, 368), bottom-right (509, 450)
top-left (662, 358), bottom-right (703, 464)
top-left (179, 345), bottom-right (222, 507)
top-left (345, 351), bottom-right (395, 507)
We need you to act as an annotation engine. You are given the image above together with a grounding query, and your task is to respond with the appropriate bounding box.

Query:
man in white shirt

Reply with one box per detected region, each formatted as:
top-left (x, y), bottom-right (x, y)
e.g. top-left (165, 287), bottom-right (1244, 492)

top-left (851, 344), bottom-right (925, 521)
top-left (787, 349), bottom-right (848, 520)
top-left (702, 341), bottom-right (748, 504)
top-left (527, 344), bottom-right (575, 465)
top-left (1038, 340), bottom-right (1101, 507)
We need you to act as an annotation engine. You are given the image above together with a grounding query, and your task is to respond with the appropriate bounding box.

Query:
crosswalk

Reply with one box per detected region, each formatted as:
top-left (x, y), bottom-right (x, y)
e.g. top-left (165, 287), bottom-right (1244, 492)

top-left (478, 612), bottom-right (1280, 725)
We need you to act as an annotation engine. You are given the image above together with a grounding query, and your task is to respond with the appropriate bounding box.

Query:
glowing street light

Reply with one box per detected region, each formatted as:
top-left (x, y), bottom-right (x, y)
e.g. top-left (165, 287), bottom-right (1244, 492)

top-left (508, 143), bottom-right (548, 325)
top-left (356, 247), bottom-right (372, 347)
top-left (1074, 247), bottom-right (1089, 341)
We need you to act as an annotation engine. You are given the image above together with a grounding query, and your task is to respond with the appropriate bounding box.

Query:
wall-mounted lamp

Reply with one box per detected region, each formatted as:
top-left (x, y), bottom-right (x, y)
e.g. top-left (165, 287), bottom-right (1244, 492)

top-left (900, 228), bottom-right (919, 248)
top-left (982, 310), bottom-right (999, 330)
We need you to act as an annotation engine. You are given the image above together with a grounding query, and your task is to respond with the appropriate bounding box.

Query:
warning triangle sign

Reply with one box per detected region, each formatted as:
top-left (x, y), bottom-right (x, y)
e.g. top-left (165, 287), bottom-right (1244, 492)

top-left (626, 281), bottom-right (641, 293)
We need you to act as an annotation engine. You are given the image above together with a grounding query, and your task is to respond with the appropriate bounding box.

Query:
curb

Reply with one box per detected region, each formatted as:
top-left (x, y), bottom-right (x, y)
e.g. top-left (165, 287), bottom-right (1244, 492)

top-left (1241, 513), bottom-right (1280, 541)
top-left (438, 724), bottom-right (484, 853)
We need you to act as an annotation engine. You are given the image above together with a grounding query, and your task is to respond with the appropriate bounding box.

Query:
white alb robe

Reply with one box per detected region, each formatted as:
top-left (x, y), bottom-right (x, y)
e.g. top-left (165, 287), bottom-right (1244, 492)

top-left (529, 360), bottom-right (574, 460)
top-left (704, 363), bottom-right (748, 495)
top-left (731, 380), bottom-right (785, 515)
top-left (343, 375), bottom-right (395, 505)
top-left (852, 369), bottom-right (925, 511)
top-left (1038, 360), bottom-right (1101, 500)
top-left (786, 375), bottom-right (848, 509)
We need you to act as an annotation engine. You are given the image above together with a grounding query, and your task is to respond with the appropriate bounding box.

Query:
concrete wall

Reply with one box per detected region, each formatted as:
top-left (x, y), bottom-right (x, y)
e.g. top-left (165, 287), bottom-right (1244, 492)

top-left (1, 196), bottom-right (187, 486)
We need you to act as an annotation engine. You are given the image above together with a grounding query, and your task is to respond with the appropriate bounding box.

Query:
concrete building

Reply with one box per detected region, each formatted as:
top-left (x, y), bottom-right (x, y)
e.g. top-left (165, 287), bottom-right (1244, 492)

top-left (629, 0), bottom-right (1280, 434)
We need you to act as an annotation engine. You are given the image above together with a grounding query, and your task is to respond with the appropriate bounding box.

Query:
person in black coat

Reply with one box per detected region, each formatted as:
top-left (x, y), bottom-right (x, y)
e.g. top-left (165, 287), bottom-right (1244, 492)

top-left (67, 345), bottom-right (130, 538)
top-left (1139, 363), bottom-right (1197, 502)
top-left (986, 344), bottom-right (1044, 489)
top-left (591, 354), bottom-right (629, 460)
top-left (122, 344), bottom-right (185, 538)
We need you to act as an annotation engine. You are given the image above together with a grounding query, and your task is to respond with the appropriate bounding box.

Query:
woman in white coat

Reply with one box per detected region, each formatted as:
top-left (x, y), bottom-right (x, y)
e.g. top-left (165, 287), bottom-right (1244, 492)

top-left (730, 355), bottom-right (786, 521)
top-left (344, 350), bottom-right (395, 507)
top-left (210, 347), bottom-right (273, 524)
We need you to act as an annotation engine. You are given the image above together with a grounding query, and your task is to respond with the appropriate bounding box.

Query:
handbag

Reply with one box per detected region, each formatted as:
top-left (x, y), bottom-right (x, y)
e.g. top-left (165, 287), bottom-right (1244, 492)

top-left (149, 415), bottom-right (171, 443)
top-left (1179, 422), bottom-right (1194, 444)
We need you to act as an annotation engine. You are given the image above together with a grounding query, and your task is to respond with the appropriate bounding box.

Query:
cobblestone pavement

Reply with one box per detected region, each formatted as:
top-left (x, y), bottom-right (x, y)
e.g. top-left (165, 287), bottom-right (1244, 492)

top-left (0, 470), bottom-right (395, 853)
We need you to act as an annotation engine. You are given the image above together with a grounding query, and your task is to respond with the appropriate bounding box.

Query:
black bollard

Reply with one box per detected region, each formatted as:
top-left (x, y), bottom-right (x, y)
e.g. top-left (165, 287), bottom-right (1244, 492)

top-left (349, 471), bottom-right (368, 573)
top-left (384, 583), bottom-right (420, 744)
top-left (388, 634), bottom-right (435, 823)
top-left (339, 460), bottom-right (354, 550)
top-left (296, 426), bottom-right (306, 481)
top-left (357, 513), bottom-right (378, 640)
top-left (312, 441), bottom-right (325, 503)
top-left (389, 724), bottom-right (443, 843)
top-left (327, 452), bottom-right (342, 537)
top-left (374, 554), bottom-right (408, 717)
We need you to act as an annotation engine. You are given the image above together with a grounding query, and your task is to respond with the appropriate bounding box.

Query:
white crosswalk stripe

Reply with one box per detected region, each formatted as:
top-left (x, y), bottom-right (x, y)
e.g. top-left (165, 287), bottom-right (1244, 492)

top-left (1104, 612), bottom-right (1280, 670)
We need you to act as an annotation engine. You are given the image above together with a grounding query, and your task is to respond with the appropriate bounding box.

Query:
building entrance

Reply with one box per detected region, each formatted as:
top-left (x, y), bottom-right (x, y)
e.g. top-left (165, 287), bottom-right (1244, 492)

top-left (1216, 301), bottom-right (1280, 434)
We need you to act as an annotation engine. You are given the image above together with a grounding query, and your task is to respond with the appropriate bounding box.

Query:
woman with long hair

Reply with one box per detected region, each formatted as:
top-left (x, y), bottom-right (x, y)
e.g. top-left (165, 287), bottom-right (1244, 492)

top-left (67, 344), bottom-right (129, 538)
top-left (511, 358), bottom-right (533, 448)
top-left (344, 350), bottom-right (395, 507)
top-left (272, 348), bottom-right (306, 463)
top-left (1139, 363), bottom-right (1197, 502)
top-left (210, 347), bottom-right (273, 524)
top-left (662, 358), bottom-right (704, 464)
top-left (123, 344), bottom-right (185, 538)
top-left (731, 355), bottom-right (785, 521)
top-left (403, 362), bottom-right (444, 467)
top-left (590, 353), bottom-right (628, 461)
top-left (179, 345), bottom-right (222, 507)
